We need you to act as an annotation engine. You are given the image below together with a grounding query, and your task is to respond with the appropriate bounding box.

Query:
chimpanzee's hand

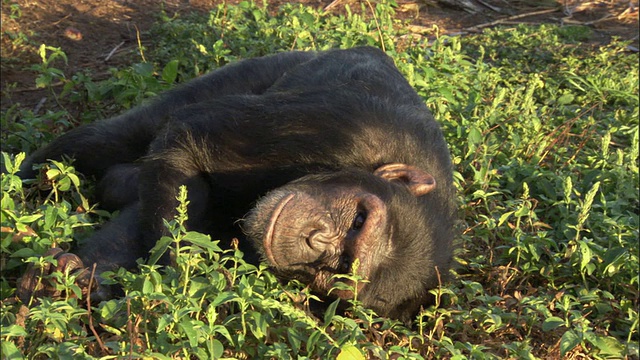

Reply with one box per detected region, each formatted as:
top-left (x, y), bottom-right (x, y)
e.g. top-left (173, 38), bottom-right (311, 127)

top-left (16, 248), bottom-right (99, 306)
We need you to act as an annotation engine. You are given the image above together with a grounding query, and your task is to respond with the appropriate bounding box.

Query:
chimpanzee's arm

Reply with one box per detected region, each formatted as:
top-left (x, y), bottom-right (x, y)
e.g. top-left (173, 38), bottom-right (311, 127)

top-left (76, 203), bottom-right (144, 273)
top-left (19, 51), bottom-right (318, 179)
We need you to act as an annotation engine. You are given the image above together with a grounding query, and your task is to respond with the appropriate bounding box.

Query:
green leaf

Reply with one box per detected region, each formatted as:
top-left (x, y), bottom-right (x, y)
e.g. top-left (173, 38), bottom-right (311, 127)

top-left (324, 298), bottom-right (341, 324)
top-left (179, 319), bottom-right (198, 348)
top-left (1, 324), bottom-right (28, 337)
top-left (514, 203), bottom-right (530, 217)
top-left (142, 278), bottom-right (154, 294)
top-left (602, 247), bottom-right (627, 276)
top-left (306, 330), bottom-right (322, 353)
top-left (100, 324), bottom-right (123, 336)
top-left (17, 214), bottom-right (43, 223)
top-left (162, 60), bottom-right (179, 84)
top-left (438, 87), bottom-right (455, 104)
top-left (212, 291), bottom-right (237, 307)
top-left (497, 211), bottom-right (513, 226)
top-left (35, 75), bottom-right (49, 88)
top-left (146, 353), bottom-right (172, 360)
top-left (148, 236), bottom-right (173, 265)
top-left (589, 335), bottom-right (624, 356)
top-left (10, 248), bottom-right (36, 258)
top-left (46, 168), bottom-right (61, 179)
top-left (157, 314), bottom-right (171, 330)
top-left (133, 62), bottom-right (154, 77)
top-left (57, 176), bottom-right (71, 191)
top-left (542, 316), bottom-right (564, 332)
top-left (337, 345), bottom-right (365, 360)
top-left (468, 126), bottom-right (483, 146)
top-left (100, 299), bottom-right (123, 319)
top-left (211, 339), bottom-right (224, 358)
top-left (248, 310), bottom-right (266, 339)
top-left (2, 152), bottom-right (14, 173)
top-left (1, 341), bottom-right (23, 360)
top-left (560, 330), bottom-right (581, 356)
top-left (67, 172), bottom-right (81, 189)
top-left (183, 232), bottom-right (220, 251)
top-left (556, 92), bottom-right (574, 105)
top-left (579, 241), bottom-right (592, 271)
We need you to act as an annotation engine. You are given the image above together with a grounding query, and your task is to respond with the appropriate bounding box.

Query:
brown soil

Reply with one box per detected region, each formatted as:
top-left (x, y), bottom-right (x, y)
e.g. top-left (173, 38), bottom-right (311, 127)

top-left (1, 0), bottom-right (638, 110)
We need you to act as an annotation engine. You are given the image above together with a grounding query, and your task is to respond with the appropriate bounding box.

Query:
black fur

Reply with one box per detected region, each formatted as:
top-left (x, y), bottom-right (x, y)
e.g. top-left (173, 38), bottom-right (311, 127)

top-left (19, 47), bottom-right (455, 322)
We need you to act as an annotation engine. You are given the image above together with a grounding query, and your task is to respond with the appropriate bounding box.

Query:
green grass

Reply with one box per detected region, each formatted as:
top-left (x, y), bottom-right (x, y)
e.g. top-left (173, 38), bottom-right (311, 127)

top-left (1, 1), bottom-right (638, 359)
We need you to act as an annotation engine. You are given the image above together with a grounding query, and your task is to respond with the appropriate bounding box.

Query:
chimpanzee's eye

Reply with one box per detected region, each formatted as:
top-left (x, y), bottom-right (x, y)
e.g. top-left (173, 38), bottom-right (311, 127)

top-left (351, 211), bottom-right (366, 231)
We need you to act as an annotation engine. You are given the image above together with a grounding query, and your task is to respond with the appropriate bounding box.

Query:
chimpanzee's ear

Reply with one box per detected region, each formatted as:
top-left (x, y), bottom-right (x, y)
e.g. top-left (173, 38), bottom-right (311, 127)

top-left (374, 163), bottom-right (436, 197)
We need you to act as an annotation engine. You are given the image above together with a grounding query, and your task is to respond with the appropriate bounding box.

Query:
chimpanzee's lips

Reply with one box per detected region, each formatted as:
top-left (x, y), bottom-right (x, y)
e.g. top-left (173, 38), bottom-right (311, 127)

top-left (263, 193), bottom-right (296, 267)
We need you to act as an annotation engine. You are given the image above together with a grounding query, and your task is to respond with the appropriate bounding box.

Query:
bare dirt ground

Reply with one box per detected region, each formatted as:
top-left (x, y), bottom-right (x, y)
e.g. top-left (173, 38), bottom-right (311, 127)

top-left (1, 0), bottom-right (638, 111)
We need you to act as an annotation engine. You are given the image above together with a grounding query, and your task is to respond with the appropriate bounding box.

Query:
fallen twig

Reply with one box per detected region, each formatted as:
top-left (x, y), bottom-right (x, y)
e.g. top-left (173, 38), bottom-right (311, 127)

top-left (86, 263), bottom-right (108, 354)
top-left (324, 0), bottom-right (342, 11)
top-left (14, 82), bottom-right (65, 92)
top-left (475, 0), bottom-right (502, 13)
top-left (51, 14), bottom-right (72, 26)
top-left (464, 8), bottom-right (559, 31)
top-left (33, 97), bottom-right (47, 114)
top-left (105, 41), bottom-right (126, 62)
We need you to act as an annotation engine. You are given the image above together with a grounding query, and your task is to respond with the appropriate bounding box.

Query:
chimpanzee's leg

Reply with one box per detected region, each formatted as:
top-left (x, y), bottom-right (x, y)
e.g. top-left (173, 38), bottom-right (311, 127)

top-left (18, 51), bottom-right (317, 179)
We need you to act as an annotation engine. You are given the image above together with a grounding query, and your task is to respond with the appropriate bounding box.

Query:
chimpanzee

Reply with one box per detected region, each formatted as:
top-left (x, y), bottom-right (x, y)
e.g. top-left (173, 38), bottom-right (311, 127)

top-left (16, 46), bottom-right (455, 322)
